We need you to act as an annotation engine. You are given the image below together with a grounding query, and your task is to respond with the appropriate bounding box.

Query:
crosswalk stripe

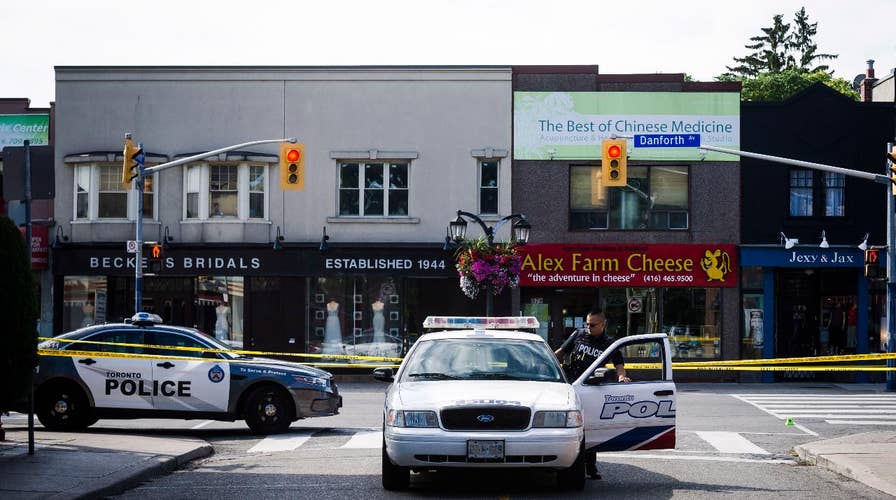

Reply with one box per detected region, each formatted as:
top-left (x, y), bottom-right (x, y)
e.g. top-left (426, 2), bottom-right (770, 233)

top-left (824, 420), bottom-right (896, 425)
top-left (248, 431), bottom-right (314, 453)
top-left (769, 414), bottom-right (896, 419)
top-left (339, 430), bottom-right (382, 449)
top-left (695, 431), bottom-right (770, 455)
top-left (767, 409), bottom-right (896, 414)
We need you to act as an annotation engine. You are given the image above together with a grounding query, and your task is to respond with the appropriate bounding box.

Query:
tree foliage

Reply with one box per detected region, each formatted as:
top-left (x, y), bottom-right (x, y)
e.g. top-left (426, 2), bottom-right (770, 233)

top-left (0, 216), bottom-right (39, 411)
top-left (719, 69), bottom-right (859, 102)
top-left (719, 7), bottom-right (853, 101)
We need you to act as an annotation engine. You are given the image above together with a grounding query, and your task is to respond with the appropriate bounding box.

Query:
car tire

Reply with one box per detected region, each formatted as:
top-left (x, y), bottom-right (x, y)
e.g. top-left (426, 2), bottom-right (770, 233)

top-left (381, 437), bottom-right (409, 490)
top-left (244, 386), bottom-right (295, 434)
top-left (36, 382), bottom-right (94, 431)
top-left (556, 439), bottom-right (586, 490)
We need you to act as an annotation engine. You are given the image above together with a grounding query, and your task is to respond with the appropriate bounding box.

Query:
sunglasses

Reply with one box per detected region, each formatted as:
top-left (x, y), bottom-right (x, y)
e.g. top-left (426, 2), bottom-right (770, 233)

top-left (587, 322), bottom-right (604, 327)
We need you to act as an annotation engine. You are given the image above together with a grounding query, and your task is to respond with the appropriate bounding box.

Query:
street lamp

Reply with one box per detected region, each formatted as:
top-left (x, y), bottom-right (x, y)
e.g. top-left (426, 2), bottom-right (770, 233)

top-left (447, 210), bottom-right (531, 316)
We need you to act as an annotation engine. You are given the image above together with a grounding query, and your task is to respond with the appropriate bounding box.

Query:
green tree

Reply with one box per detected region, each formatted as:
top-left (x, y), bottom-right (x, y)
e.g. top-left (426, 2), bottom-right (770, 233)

top-left (789, 7), bottom-right (837, 73)
top-left (720, 69), bottom-right (859, 102)
top-left (0, 216), bottom-right (39, 412)
top-left (726, 14), bottom-right (793, 77)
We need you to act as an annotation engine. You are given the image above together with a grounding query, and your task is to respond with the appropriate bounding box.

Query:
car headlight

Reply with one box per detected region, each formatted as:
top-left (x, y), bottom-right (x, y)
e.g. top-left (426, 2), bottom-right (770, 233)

top-left (532, 410), bottom-right (582, 428)
top-left (386, 409), bottom-right (438, 428)
top-left (293, 375), bottom-right (328, 388)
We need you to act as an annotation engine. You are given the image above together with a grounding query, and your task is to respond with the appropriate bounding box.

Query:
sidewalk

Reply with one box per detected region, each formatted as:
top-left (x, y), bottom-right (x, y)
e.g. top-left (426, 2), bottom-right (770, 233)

top-left (794, 432), bottom-right (896, 497)
top-left (0, 422), bottom-right (212, 500)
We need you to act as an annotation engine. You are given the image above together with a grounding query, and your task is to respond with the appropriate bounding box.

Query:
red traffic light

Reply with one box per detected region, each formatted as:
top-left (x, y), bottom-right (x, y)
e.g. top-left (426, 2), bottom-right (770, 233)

top-left (607, 145), bottom-right (621, 158)
top-left (286, 149), bottom-right (300, 162)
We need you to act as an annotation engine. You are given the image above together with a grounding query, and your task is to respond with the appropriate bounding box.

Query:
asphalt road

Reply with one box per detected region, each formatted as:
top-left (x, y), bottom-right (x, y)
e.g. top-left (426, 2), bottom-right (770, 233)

top-left (93, 382), bottom-right (896, 499)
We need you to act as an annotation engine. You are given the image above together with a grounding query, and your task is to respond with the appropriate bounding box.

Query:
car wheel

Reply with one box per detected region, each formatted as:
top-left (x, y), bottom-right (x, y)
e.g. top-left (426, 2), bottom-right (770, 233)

top-left (244, 386), bottom-right (295, 434)
top-left (556, 439), bottom-right (586, 490)
top-left (36, 383), bottom-right (93, 431)
top-left (381, 437), bottom-right (409, 490)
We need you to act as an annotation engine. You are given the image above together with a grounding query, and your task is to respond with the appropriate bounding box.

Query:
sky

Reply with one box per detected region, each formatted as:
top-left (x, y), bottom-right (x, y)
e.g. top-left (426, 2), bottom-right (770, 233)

top-left (5, 0), bottom-right (894, 108)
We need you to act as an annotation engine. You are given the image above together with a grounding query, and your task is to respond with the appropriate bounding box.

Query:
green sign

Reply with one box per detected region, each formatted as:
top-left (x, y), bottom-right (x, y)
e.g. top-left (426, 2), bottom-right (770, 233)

top-left (513, 92), bottom-right (740, 161)
top-left (0, 114), bottom-right (50, 148)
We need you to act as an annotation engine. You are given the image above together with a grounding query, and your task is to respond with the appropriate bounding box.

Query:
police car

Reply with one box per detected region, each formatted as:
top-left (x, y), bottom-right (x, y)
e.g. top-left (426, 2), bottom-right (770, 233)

top-left (30, 312), bottom-right (341, 434)
top-left (374, 316), bottom-right (676, 491)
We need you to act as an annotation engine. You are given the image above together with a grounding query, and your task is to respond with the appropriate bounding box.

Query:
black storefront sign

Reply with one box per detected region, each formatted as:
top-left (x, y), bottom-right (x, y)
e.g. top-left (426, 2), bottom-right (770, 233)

top-left (53, 246), bottom-right (456, 277)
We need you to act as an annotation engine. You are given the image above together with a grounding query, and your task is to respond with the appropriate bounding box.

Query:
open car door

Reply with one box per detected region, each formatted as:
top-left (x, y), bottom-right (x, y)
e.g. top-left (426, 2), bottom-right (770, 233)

top-left (571, 333), bottom-right (676, 453)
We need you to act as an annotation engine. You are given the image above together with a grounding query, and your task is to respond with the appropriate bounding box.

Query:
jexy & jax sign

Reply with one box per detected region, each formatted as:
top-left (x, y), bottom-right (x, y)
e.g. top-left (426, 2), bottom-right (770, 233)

top-left (518, 244), bottom-right (739, 287)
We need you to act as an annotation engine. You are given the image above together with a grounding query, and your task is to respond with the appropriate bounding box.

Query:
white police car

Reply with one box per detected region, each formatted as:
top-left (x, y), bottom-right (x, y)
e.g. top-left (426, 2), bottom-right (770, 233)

top-left (30, 313), bottom-right (341, 434)
top-left (374, 316), bottom-right (676, 490)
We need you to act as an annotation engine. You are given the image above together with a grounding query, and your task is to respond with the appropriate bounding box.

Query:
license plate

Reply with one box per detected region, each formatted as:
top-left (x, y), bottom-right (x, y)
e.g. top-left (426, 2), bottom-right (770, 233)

top-left (467, 440), bottom-right (504, 459)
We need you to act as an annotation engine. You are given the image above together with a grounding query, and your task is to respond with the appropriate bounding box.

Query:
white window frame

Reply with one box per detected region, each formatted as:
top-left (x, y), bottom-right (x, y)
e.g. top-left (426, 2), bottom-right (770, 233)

top-left (337, 161), bottom-right (410, 217)
top-left (72, 164), bottom-right (158, 221)
top-left (478, 159), bottom-right (500, 215)
top-left (181, 162), bottom-right (270, 221)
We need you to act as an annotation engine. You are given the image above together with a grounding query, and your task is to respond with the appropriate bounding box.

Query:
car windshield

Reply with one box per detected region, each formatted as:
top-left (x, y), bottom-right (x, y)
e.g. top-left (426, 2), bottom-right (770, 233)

top-left (401, 337), bottom-right (563, 382)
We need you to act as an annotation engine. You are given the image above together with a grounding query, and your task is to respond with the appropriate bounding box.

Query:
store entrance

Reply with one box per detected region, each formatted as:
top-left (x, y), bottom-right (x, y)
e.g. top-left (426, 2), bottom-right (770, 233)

top-left (521, 288), bottom-right (598, 350)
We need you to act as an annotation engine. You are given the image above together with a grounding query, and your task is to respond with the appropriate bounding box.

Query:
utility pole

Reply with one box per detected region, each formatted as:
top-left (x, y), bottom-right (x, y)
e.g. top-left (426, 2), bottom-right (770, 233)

top-left (700, 144), bottom-right (895, 392)
top-left (123, 135), bottom-right (297, 315)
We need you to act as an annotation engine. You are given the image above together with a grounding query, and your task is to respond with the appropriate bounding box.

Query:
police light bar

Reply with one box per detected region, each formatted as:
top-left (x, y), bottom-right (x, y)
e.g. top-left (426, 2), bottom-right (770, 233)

top-left (422, 316), bottom-right (540, 330)
top-left (130, 312), bottom-right (163, 325)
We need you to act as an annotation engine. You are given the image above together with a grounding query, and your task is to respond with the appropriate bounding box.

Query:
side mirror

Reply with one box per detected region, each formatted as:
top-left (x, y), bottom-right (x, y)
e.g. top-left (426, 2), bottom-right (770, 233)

top-left (584, 367), bottom-right (616, 386)
top-left (373, 367), bottom-right (394, 382)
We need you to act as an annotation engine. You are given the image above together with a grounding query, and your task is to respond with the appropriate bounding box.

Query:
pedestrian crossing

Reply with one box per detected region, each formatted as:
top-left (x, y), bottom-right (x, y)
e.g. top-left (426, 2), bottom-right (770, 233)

top-left (733, 393), bottom-right (896, 426)
top-left (244, 428), bottom-right (774, 456)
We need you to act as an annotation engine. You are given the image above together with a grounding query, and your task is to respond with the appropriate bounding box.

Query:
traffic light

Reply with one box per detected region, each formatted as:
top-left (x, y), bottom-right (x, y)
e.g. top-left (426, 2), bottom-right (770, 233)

top-left (147, 242), bottom-right (163, 274)
top-left (602, 139), bottom-right (627, 187)
top-left (280, 142), bottom-right (305, 191)
top-left (888, 146), bottom-right (896, 195)
top-left (864, 247), bottom-right (882, 280)
top-left (122, 137), bottom-right (144, 185)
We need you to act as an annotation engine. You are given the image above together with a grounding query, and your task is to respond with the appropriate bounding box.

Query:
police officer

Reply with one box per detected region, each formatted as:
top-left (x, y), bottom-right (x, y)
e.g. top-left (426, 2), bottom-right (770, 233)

top-left (554, 309), bottom-right (630, 480)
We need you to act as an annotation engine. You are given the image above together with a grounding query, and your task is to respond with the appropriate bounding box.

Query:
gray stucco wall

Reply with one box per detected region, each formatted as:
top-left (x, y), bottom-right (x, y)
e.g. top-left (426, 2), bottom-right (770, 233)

top-left (54, 67), bottom-right (513, 246)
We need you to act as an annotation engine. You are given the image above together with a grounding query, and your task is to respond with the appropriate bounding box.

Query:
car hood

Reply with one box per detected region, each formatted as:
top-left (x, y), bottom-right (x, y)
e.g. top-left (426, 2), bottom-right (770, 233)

top-left (236, 356), bottom-right (332, 378)
top-left (397, 380), bottom-right (575, 410)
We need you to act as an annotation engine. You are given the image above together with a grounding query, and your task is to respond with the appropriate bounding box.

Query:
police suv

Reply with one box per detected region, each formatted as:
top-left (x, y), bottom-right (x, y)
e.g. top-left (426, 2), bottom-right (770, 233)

top-left (374, 316), bottom-right (676, 491)
top-left (30, 313), bottom-right (342, 434)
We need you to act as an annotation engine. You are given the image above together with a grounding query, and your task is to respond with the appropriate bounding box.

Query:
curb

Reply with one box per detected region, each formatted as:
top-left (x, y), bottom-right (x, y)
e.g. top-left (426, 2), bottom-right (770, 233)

top-left (47, 443), bottom-right (214, 500)
top-left (795, 445), bottom-right (896, 497)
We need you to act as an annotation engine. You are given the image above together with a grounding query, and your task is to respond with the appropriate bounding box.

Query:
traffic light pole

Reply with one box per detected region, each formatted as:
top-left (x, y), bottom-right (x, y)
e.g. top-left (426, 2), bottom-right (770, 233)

top-left (128, 136), bottom-right (296, 315)
top-left (699, 144), bottom-right (895, 391)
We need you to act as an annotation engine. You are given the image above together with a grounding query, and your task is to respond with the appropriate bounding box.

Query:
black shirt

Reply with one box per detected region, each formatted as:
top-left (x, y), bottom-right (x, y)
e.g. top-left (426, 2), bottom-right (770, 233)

top-left (558, 328), bottom-right (624, 380)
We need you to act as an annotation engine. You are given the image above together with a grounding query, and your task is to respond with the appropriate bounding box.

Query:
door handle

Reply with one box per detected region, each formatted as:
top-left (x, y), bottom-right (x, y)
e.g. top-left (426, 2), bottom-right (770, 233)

top-left (156, 361), bottom-right (175, 369)
top-left (77, 358), bottom-right (96, 365)
top-left (654, 390), bottom-right (674, 396)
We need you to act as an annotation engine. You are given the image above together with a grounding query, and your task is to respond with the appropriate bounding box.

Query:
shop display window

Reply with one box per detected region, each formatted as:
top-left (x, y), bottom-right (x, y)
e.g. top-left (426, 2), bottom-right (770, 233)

top-left (62, 276), bottom-right (108, 332)
top-left (310, 276), bottom-right (402, 360)
top-left (196, 276), bottom-right (244, 348)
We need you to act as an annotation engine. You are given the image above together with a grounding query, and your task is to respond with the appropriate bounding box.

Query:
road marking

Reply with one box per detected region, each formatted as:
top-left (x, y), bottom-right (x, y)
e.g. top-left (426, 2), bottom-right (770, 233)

top-left (695, 431), bottom-right (770, 455)
top-left (191, 420), bottom-right (214, 430)
top-left (248, 431), bottom-right (314, 453)
top-left (604, 453), bottom-right (792, 464)
top-left (824, 420), bottom-right (896, 425)
top-left (339, 430), bottom-right (382, 449)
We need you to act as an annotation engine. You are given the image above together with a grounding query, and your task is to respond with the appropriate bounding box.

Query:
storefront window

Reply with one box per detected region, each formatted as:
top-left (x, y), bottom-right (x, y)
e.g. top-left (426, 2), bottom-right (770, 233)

top-left (196, 276), bottom-right (244, 348)
top-left (310, 276), bottom-right (402, 360)
top-left (570, 165), bottom-right (688, 230)
top-left (62, 276), bottom-right (108, 332)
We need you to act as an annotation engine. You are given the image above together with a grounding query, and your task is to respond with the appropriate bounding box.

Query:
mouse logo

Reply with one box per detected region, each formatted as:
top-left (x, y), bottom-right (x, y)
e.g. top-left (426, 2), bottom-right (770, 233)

top-left (700, 249), bottom-right (732, 282)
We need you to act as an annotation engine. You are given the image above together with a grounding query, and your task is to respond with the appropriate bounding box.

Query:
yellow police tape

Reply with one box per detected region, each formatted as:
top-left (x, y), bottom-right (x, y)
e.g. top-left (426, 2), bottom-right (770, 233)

top-left (37, 336), bottom-right (403, 363)
top-left (37, 337), bottom-right (896, 372)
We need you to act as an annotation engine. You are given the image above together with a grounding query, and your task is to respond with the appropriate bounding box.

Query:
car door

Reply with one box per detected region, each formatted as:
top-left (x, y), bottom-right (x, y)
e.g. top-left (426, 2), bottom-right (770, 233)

top-left (68, 329), bottom-right (155, 410)
top-left (572, 333), bottom-right (676, 452)
top-left (148, 330), bottom-right (231, 412)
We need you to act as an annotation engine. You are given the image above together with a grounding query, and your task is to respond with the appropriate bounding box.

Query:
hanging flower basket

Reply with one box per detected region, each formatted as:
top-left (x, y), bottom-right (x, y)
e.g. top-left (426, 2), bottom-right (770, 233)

top-left (454, 237), bottom-right (523, 299)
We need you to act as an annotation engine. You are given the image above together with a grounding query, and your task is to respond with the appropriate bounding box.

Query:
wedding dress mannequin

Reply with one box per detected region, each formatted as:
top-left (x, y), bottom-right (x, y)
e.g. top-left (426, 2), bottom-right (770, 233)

top-left (372, 300), bottom-right (385, 344)
top-left (323, 300), bottom-right (342, 354)
top-left (215, 302), bottom-right (230, 341)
